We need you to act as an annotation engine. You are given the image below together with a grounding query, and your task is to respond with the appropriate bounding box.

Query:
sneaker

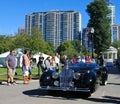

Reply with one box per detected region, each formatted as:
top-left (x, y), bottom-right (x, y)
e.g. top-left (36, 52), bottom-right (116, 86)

top-left (11, 82), bottom-right (17, 85)
top-left (7, 82), bottom-right (11, 86)
top-left (104, 81), bottom-right (107, 85)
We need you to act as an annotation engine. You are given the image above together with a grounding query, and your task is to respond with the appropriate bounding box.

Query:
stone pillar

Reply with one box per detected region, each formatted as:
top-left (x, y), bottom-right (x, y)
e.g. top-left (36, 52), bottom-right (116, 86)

top-left (115, 52), bottom-right (117, 59)
top-left (111, 52), bottom-right (113, 59)
top-left (107, 53), bottom-right (109, 59)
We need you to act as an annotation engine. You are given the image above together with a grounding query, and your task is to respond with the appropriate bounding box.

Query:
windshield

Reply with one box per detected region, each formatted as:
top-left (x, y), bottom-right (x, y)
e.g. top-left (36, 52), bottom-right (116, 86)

top-left (66, 58), bottom-right (99, 71)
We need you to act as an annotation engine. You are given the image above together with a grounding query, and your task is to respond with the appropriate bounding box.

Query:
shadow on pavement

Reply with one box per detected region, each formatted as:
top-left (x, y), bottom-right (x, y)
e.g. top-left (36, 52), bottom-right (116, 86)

top-left (23, 89), bottom-right (91, 100)
top-left (23, 89), bottom-right (120, 103)
top-left (107, 82), bottom-right (120, 86)
top-left (86, 96), bottom-right (120, 104)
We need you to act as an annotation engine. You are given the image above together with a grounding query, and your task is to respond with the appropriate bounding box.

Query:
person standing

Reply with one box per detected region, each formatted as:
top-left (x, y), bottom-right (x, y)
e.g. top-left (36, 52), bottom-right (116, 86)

top-left (37, 56), bottom-right (45, 76)
top-left (71, 55), bottom-right (77, 64)
top-left (5, 50), bottom-right (17, 85)
top-left (55, 53), bottom-right (60, 72)
top-left (85, 55), bottom-right (91, 63)
top-left (27, 52), bottom-right (32, 80)
top-left (61, 55), bottom-right (68, 69)
top-left (50, 56), bottom-right (56, 70)
top-left (22, 49), bottom-right (30, 84)
top-left (44, 56), bottom-right (51, 70)
top-left (98, 55), bottom-right (104, 66)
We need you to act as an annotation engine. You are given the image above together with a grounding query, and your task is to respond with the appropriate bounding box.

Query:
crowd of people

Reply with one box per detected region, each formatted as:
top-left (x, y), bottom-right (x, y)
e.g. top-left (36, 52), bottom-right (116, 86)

top-left (70, 55), bottom-right (95, 64)
top-left (5, 49), bottom-right (63, 85)
top-left (37, 53), bottom-right (61, 76)
top-left (5, 48), bottom-right (104, 86)
top-left (37, 54), bottom-right (100, 74)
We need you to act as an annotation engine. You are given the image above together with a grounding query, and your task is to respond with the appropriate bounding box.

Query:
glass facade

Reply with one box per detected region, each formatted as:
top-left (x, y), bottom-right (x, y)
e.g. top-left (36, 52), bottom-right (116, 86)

top-left (108, 3), bottom-right (115, 25)
top-left (111, 25), bottom-right (119, 43)
top-left (25, 10), bottom-right (81, 49)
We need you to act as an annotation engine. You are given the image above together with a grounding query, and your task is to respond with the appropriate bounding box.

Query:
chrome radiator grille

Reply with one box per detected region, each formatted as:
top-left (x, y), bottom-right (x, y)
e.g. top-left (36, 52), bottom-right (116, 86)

top-left (60, 68), bottom-right (73, 87)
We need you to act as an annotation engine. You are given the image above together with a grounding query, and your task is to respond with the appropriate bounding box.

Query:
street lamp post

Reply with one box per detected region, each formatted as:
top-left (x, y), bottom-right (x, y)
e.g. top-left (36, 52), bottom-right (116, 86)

top-left (90, 28), bottom-right (95, 58)
top-left (117, 47), bottom-right (120, 58)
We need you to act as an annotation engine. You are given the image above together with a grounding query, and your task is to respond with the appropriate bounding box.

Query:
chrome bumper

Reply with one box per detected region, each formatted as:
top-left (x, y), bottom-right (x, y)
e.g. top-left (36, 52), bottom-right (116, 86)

top-left (40, 86), bottom-right (90, 92)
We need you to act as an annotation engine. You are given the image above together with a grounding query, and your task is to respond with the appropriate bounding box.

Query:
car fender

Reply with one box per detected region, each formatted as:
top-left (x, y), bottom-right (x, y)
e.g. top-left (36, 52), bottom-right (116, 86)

top-left (82, 70), bottom-right (97, 87)
top-left (40, 69), bottom-right (55, 86)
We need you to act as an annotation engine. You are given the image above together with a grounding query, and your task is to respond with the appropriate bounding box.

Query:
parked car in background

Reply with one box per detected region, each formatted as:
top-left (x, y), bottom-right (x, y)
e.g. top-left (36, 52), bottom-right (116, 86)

top-left (39, 60), bottom-right (108, 97)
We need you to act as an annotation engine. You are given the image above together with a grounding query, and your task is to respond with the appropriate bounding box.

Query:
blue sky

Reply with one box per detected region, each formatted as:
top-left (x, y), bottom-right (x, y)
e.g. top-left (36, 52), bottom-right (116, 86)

top-left (0, 0), bottom-right (119, 35)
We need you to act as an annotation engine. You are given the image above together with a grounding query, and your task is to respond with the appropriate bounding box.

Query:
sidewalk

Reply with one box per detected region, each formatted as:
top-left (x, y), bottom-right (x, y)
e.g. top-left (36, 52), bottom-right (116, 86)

top-left (0, 79), bottom-right (39, 86)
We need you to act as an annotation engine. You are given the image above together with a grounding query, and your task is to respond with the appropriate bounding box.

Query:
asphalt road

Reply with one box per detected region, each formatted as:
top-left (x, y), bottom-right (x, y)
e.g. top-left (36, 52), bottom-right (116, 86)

top-left (0, 66), bottom-right (120, 104)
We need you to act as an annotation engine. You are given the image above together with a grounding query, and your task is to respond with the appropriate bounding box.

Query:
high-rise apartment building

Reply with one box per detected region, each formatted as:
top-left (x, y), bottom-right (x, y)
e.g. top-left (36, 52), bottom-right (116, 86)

top-left (107, 3), bottom-right (115, 25)
top-left (111, 24), bottom-right (120, 42)
top-left (103, 0), bottom-right (115, 25)
top-left (18, 27), bottom-right (25, 34)
top-left (106, 1), bottom-right (118, 43)
top-left (104, 0), bottom-right (117, 43)
top-left (82, 28), bottom-right (93, 53)
top-left (25, 10), bottom-right (81, 48)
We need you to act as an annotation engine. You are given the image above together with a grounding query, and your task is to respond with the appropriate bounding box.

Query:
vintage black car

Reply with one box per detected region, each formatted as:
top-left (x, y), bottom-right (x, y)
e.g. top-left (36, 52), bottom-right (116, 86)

top-left (39, 61), bottom-right (108, 95)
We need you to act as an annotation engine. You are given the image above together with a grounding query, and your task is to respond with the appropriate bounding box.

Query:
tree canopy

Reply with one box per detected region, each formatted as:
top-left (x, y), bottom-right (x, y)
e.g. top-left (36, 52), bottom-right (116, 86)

top-left (112, 41), bottom-right (120, 58)
top-left (86, 0), bottom-right (111, 55)
top-left (56, 40), bottom-right (89, 58)
top-left (0, 28), bottom-right (54, 55)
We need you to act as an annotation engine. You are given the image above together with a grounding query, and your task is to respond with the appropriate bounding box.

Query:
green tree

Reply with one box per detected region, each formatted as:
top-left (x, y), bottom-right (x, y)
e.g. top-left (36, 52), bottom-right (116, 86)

top-left (112, 41), bottom-right (120, 49)
top-left (0, 35), bottom-right (15, 53)
top-left (86, 0), bottom-right (111, 55)
top-left (112, 41), bottom-right (120, 58)
top-left (71, 40), bottom-right (88, 57)
top-left (12, 27), bottom-right (54, 55)
top-left (71, 40), bottom-right (82, 53)
top-left (28, 27), bottom-right (53, 55)
top-left (13, 33), bottom-right (28, 49)
top-left (56, 41), bottom-right (78, 58)
top-left (47, 41), bottom-right (55, 52)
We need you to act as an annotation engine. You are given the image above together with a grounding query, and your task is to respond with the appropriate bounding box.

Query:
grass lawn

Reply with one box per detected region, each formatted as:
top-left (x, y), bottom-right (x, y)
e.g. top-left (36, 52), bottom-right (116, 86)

top-left (0, 67), bottom-right (40, 82)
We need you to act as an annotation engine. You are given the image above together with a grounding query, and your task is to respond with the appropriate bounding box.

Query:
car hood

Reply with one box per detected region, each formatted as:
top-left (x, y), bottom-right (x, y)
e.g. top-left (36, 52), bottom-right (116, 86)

top-left (68, 63), bottom-right (100, 72)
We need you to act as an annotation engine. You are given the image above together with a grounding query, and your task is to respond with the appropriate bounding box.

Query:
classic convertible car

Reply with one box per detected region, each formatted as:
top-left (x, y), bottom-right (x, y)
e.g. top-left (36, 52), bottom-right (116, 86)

top-left (39, 61), bottom-right (108, 95)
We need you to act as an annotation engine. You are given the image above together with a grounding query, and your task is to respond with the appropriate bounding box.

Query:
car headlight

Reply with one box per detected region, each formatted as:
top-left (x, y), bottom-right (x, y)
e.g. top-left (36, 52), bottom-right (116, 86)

top-left (87, 70), bottom-right (90, 74)
top-left (52, 72), bottom-right (59, 79)
top-left (73, 72), bottom-right (81, 80)
top-left (54, 81), bottom-right (59, 86)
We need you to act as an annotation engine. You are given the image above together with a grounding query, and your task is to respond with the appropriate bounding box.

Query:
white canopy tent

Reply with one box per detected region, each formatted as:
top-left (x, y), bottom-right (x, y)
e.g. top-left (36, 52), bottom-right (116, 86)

top-left (0, 48), bottom-right (23, 67)
top-left (0, 48), bottom-right (50, 67)
top-left (32, 52), bottom-right (50, 63)
top-left (0, 51), bottom-right (10, 67)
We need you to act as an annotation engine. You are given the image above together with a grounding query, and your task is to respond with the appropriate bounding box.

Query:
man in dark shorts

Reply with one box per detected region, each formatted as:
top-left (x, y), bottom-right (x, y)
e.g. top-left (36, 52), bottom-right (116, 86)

top-left (5, 50), bottom-right (17, 85)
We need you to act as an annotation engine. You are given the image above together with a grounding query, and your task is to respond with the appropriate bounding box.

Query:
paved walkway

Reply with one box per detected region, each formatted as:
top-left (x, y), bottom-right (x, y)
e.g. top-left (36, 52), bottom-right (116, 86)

top-left (0, 79), bottom-right (39, 86)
